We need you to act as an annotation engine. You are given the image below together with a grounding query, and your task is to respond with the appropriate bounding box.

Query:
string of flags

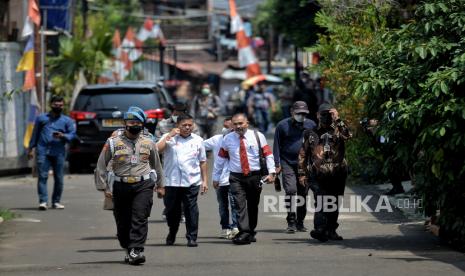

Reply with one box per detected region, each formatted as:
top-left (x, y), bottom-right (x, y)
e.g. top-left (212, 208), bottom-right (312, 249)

top-left (16, 0), bottom-right (41, 149)
top-left (102, 18), bottom-right (165, 83)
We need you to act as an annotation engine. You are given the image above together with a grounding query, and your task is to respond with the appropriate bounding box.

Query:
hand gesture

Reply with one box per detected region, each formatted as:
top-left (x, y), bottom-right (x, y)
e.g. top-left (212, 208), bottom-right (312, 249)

top-left (167, 128), bottom-right (180, 140)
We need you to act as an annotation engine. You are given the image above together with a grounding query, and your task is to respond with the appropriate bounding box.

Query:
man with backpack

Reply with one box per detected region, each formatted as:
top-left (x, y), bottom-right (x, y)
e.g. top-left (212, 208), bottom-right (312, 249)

top-left (298, 103), bottom-right (352, 242)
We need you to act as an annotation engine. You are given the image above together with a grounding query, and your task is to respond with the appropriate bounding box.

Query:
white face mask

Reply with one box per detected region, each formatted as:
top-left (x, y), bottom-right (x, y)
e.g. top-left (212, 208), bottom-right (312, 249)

top-left (171, 115), bottom-right (178, 123)
top-left (293, 114), bottom-right (305, 123)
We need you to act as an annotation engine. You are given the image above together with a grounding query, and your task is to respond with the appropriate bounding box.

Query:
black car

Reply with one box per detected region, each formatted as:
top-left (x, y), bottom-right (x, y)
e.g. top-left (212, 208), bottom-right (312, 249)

top-left (68, 81), bottom-right (173, 173)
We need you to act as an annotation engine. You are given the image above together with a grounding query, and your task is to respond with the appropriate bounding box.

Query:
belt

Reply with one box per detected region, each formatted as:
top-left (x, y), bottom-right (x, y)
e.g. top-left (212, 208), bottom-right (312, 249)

top-left (115, 174), bottom-right (151, 184)
top-left (230, 171), bottom-right (261, 177)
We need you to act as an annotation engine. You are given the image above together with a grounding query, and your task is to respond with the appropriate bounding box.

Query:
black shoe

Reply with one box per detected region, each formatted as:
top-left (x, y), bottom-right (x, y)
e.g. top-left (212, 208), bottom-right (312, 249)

top-left (233, 233), bottom-right (251, 245)
top-left (296, 225), bottom-right (308, 232)
top-left (327, 230), bottom-right (343, 241)
top-left (286, 224), bottom-right (297, 234)
top-left (166, 232), bottom-right (176, 246)
top-left (310, 229), bottom-right (328, 242)
top-left (250, 235), bottom-right (256, 242)
top-left (124, 249), bottom-right (130, 263)
top-left (128, 248), bottom-right (145, 265)
top-left (385, 186), bottom-right (405, 195)
top-left (187, 240), bottom-right (198, 247)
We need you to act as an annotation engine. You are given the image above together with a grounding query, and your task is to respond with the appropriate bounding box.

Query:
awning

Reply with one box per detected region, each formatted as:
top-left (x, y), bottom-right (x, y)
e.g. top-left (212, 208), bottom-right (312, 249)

top-left (221, 69), bottom-right (283, 82)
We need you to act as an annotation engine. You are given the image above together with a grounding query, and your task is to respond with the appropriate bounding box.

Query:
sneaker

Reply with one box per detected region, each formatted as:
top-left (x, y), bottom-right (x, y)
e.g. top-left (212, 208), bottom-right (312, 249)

top-left (296, 225), bottom-right (308, 232)
top-left (128, 248), bottom-right (145, 265)
top-left (38, 202), bottom-right (47, 211)
top-left (286, 224), bottom-right (297, 234)
top-left (228, 228), bottom-right (240, 239)
top-left (220, 229), bottom-right (231, 239)
top-left (310, 229), bottom-right (328, 242)
top-left (52, 203), bottom-right (65, 209)
top-left (327, 230), bottom-right (343, 241)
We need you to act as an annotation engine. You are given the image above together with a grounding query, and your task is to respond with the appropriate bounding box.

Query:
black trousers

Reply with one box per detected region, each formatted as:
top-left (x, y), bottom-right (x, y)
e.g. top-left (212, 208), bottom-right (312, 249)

top-left (229, 172), bottom-right (261, 235)
top-left (164, 185), bottom-right (200, 241)
top-left (112, 179), bottom-right (154, 250)
top-left (308, 173), bottom-right (347, 232)
top-left (281, 160), bottom-right (310, 226)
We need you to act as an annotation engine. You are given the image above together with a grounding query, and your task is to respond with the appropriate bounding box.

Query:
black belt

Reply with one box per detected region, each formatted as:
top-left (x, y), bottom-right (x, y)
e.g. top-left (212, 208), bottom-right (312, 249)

top-left (230, 171), bottom-right (261, 177)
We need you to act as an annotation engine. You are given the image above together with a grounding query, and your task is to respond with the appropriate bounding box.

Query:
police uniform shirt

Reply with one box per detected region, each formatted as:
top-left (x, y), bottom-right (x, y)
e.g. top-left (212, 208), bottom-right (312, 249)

top-left (213, 130), bottom-right (276, 182)
top-left (95, 132), bottom-right (164, 188)
top-left (203, 134), bottom-right (230, 186)
top-left (161, 133), bottom-right (207, 187)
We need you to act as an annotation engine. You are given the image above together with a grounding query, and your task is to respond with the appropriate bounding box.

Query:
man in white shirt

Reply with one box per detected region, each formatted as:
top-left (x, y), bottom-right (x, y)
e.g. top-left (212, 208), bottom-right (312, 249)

top-left (156, 114), bottom-right (208, 247)
top-left (213, 113), bottom-right (276, 245)
top-left (203, 117), bottom-right (239, 239)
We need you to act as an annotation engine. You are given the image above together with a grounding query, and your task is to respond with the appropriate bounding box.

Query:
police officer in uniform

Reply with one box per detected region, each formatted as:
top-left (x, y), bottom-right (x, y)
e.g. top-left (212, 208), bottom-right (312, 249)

top-left (96, 106), bottom-right (165, 265)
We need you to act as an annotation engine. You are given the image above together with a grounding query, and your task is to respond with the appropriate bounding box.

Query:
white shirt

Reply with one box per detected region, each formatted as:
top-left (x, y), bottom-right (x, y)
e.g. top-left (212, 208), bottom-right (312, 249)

top-left (204, 134), bottom-right (230, 186)
top-left (162, 133), bottom-right (207, 187)
top-left (213, 129), bottom-right (275, 182)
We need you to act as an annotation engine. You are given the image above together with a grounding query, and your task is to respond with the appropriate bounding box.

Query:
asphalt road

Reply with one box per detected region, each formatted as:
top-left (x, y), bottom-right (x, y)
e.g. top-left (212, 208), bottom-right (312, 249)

top-left (0, 171), bottom-right (464, 276)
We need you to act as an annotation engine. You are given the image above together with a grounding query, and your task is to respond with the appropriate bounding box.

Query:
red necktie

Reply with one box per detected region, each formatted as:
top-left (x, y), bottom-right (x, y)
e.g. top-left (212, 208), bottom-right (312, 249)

top-left (239, 136), bottom-right (250, 176)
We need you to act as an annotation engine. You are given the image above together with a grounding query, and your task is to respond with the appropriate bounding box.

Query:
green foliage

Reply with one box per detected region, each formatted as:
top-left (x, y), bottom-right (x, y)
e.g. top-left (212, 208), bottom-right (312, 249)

top-left (0, 208), bottom-right (18, 221)
top-left (89, 0), bottom-right (143, 32)
top-left (254, 0), bottom-right (321, 47)
top-left (314, 0), bottom-right (465, 247)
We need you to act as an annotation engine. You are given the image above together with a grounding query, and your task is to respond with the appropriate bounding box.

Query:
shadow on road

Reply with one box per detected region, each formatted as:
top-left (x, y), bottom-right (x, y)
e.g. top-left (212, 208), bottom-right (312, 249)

top-left (77, 249), bottom-right (122, 253)
top-left (80, 236), bottom-right (117, 240)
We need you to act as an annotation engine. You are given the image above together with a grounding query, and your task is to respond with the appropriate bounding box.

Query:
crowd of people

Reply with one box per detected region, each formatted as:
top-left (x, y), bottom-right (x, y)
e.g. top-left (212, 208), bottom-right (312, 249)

top-left (27, 81), bottom-right (351, 266)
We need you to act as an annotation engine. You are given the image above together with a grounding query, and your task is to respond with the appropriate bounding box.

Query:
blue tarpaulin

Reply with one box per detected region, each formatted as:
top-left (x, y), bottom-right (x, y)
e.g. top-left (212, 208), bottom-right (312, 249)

top-left (39, 0), bottom-right (71, 31)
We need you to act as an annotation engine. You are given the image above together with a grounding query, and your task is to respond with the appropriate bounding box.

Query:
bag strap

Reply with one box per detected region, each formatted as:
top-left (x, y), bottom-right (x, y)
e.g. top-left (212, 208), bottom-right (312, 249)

top-left (253, 130), bottom-right (264, 159)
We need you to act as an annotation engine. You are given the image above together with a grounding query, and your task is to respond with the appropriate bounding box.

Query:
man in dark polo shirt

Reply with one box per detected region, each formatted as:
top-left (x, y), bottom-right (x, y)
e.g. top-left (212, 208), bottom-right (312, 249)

top-left (273, 101), bottom-right (316, 233)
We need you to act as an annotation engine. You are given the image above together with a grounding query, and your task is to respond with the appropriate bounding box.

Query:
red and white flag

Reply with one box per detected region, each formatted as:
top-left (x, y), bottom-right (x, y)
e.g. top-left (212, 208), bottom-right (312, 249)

top-left (122, 27), bottom-right (142, 62)
top-left (229, 0), bottom-right (262, 79)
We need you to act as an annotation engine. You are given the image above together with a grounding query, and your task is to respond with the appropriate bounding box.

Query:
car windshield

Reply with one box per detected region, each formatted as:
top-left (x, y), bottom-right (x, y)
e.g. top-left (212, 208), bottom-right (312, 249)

top-left (74, 88), bottom-right (161, 111)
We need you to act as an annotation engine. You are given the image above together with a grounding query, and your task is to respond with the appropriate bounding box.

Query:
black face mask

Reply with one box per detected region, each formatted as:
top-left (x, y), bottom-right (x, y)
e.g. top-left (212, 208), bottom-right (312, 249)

top-left (126, 125), bottom-right (143, 135)
top-left (320, 112), bottom-right (333, 126)
top-left (51, 107), bottom-right (63, 114)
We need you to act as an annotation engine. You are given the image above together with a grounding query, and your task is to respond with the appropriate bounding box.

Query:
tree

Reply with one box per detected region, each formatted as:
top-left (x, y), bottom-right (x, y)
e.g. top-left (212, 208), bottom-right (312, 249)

top-left (254, 0), bottom-right (321, 47)
top-left (314, 0), bottom-right (465, 248)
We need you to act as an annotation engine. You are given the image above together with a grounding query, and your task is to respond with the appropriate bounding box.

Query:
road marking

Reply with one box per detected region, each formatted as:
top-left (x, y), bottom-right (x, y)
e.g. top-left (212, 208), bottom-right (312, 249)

top-left (12, 218), bottom-right (41, 223)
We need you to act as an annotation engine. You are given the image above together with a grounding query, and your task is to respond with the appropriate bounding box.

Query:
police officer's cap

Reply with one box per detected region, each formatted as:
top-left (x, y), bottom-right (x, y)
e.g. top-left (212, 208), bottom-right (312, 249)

top-left (318, 103), bottom-right (334, 112)
top-left (124, 106), bottom-right (146, 123)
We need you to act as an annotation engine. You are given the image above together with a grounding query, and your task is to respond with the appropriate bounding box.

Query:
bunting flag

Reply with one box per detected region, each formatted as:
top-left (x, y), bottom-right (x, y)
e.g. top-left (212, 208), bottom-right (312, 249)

top-left (23, 88), bottom-right (40, 149)
top-left (20, 0), bottom-right (41, 149)
top-left (102, 19), bottom-right (167, 82)
top-left (16, 35), bottom-right (35, 72)
top-left (229, 0), bottom-right (262, 79)
top-left (28, 0), bottom-right (41, 26)
top-left (122, 27), bottom-right (142, 62)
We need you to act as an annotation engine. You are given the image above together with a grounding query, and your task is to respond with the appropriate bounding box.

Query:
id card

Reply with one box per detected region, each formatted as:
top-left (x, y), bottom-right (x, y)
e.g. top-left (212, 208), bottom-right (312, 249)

top-left (130, 155), bottom-right (138, 164)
